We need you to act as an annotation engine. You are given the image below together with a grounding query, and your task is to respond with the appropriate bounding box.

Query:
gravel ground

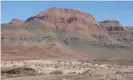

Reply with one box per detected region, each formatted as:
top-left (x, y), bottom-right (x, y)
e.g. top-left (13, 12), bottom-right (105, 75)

top-left (1, 60), bottom-right (133, 80)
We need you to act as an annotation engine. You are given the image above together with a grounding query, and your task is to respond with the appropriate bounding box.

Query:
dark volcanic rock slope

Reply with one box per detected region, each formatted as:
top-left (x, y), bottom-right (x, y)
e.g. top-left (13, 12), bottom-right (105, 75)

top-left (1, 7), bottom-right (133, 60)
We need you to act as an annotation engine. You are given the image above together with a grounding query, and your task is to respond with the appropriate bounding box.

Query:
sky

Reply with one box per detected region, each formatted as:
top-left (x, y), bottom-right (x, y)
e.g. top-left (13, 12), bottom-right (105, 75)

top-left (1, 1), bottom-right (133, 26)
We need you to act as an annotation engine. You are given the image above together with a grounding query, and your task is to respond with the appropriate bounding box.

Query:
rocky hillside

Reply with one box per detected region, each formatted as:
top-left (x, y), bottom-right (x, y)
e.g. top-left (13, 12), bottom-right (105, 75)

top-left (25, 7), bottom-right (109, 39)
top-left (1, 7), bottom-right (133, 60)
top-left (99, 20), bottom-right (133, 46)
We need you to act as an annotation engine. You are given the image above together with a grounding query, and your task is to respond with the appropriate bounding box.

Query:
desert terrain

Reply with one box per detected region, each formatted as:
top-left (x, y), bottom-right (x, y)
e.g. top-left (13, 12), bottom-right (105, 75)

top-left (1, 60), bottom-right (133, 80)
top-left (1, 7), bottom-right (133, 80)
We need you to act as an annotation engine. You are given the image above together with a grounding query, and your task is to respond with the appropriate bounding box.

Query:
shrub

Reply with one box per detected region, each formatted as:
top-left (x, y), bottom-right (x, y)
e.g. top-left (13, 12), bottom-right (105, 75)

top-left (49, 70), bottom-right (63, 75)
top-left (67, 72), bottom-right (76, 74)
top-left (115, 71), bottom-right (121, 74)
top-left (82, 69), bottom-right (91, 75)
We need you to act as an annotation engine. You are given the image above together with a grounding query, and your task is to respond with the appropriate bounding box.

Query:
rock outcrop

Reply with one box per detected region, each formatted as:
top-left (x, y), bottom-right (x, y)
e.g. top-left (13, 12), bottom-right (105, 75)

top-left (99, 20), bottom-right (133, 46)
top-left (99, 20), bottom-right (124, 31)
top-left (25, 7), bottom-right (108, 39)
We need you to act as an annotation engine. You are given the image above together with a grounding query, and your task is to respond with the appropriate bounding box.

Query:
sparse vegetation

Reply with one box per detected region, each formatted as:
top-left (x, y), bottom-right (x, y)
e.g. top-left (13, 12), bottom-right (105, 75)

top-left (1, 60), bottom-right (133, 80)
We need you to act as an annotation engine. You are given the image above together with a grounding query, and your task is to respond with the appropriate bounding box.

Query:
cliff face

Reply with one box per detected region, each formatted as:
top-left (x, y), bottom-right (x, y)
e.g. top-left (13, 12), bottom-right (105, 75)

top-left (1, 7), bottom-right (133, 60)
